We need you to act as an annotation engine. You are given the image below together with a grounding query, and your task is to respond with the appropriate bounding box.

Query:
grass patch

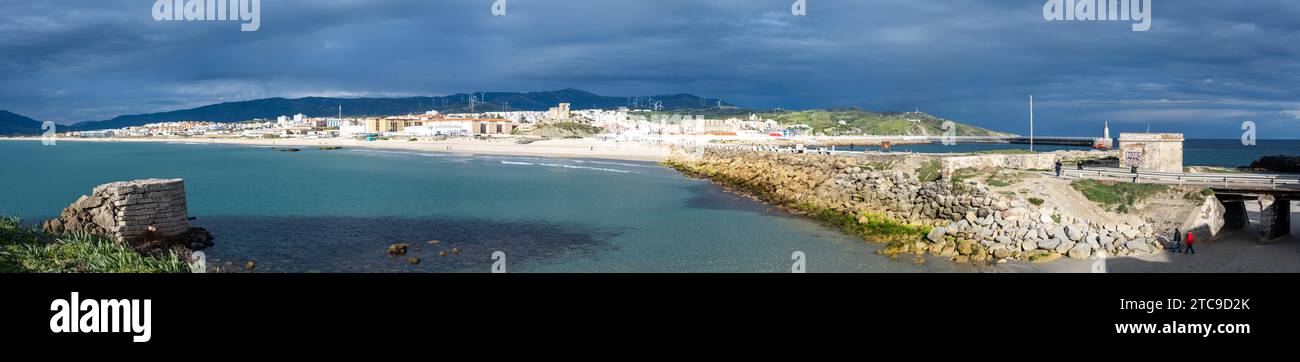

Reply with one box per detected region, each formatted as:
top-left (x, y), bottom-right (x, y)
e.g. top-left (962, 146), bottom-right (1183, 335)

top-left (986, 178), bottom-right (1012, 187)
top-left (949, 168), bottom-right (981, 183)
top-left (950, 167), bottom-right (1025, 187)
top-left (796, 203), bottom-right (929, 246)
top-left (859, 160), bottom-right (898, 171)
top-left (1070, 179), bottom-right (1169, 213)
top-left (0, 217), bottom-right (187, 273)
top-left (1183, 188), bottom-right (1215, 205)
top-left (915, 160), bottom-right (942, 182)
top-left (1028, 197), bottom-right (1045, 206)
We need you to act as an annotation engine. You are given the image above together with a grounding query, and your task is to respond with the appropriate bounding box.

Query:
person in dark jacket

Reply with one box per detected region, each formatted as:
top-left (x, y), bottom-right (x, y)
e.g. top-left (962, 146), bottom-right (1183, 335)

top-left (1055, 161), bottom-right (1063, 177)
top-left (1168, 228), bottom-right (1182, 252)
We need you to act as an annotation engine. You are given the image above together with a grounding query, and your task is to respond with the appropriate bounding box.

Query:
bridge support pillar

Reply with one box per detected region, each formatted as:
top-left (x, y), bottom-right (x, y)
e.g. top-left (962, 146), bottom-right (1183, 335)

top-left (1222, 199), bottom-right (1249, 232)
top-left (1258, 196), bottom-right (1291, 243)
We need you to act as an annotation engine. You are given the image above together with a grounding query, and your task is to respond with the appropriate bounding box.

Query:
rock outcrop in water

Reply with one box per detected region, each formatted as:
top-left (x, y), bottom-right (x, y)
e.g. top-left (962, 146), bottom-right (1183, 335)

top-left (667, 148), bottom-right (1165, 264)
top-left (43, 179), bottom-right (213, 254)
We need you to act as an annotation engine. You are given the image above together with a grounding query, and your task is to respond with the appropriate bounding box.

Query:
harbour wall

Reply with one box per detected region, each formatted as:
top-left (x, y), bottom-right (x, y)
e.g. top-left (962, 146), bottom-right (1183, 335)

top-left (940, 154), bottom-right (1058, 179)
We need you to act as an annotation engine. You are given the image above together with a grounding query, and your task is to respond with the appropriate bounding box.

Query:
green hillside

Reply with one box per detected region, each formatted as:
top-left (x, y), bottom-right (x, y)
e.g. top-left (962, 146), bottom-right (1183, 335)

top-left (762, 109), bottom-right (1008, 137)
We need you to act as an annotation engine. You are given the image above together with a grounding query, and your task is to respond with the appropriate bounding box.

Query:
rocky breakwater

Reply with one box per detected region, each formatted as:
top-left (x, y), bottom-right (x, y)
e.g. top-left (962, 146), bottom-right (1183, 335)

top-left (42, 179), bottom-right (213, 256)
top-left (1249, 155), bottom-right (1300, 173)
top-left (666, 149), bottom-right (1164, 265)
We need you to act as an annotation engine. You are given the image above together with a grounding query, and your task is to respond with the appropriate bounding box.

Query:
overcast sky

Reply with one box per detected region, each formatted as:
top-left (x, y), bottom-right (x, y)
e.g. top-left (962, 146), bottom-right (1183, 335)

top-left (2, 0), bottom-right (1299, 138)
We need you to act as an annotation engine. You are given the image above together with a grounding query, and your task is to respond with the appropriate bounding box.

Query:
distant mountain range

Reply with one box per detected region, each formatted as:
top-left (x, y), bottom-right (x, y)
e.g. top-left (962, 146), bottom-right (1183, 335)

top-left (0, 110), bottom-right (44, 135)
top-left (70, 89), bottom-right (730, 131)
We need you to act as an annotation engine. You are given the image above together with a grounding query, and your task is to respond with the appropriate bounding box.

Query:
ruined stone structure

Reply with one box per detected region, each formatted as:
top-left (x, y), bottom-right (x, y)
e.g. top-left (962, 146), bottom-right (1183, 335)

top-left (1119, 133), bottom-right (1184, 173)
top-left (43, 179), bottom-right (210, 249)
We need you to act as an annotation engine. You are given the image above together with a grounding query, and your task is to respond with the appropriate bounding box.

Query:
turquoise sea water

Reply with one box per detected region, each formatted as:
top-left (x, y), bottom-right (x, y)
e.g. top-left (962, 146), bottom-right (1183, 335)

top-left (0, 140), bottom-right (968, 273)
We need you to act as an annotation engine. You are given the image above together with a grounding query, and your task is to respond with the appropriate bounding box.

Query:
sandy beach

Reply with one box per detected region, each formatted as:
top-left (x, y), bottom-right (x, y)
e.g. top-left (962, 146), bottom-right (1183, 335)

top-left (0, 136), bottom-right (673, 163)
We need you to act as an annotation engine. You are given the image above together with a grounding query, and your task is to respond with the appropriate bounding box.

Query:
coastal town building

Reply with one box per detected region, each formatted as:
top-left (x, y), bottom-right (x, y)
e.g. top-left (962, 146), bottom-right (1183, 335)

top-left (401, 118), bottom-right (514, 136)
top-left (546, 103), bottom-right (572, 122)
top-left (361, 114), bottom-right (516, 136)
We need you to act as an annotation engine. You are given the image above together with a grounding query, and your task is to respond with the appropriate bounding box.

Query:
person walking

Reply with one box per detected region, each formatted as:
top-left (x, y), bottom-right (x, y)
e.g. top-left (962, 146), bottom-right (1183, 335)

top-left (1055, 160), bottom-right (1063, 178)
top-left (1168, 228), bottom-right (1182, 252)
top-left (1183, 231), bottom-right (1195, 254)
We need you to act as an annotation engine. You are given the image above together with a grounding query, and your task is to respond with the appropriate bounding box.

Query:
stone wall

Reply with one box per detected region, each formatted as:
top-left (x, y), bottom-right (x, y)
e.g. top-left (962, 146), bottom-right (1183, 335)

top-left (940, 154), bottom-right (1058, 179)
top-left (668, 149), bottom-right (1164, 264)
top-left (43, 179), bottom-right (209, 250)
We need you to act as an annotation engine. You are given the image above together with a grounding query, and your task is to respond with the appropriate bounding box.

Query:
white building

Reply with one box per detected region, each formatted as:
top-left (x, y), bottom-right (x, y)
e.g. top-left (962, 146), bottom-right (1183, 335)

top-left (402, 124), bottom-right (469, 137)
top-left (338, 120), bottom-right (368, 137)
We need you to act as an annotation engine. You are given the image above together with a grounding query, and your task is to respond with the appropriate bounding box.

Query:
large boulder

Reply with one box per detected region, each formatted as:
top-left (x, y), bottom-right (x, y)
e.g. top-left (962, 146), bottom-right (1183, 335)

top-left (1066, 225), bottom-right (1085, 241)
top-left (995, 236), bottom-right (1013, 245)
top-left (1038, 237), bottom-right (1062, 250)
top-left (1068, 243), bottom-right (1092, 259)
top-left (992, 246), bottom-right (1014, 260)
top-left (957, 240), bottom-right (977, 256)
top-left (1054, 239), bottom-right (1076, 254)
top-left (1119, 224), bottom-right (1139, 239)
top-left (1125, 239), bottom-right (1152, 253)
top-left (927, 227), bottom-right (947, 243)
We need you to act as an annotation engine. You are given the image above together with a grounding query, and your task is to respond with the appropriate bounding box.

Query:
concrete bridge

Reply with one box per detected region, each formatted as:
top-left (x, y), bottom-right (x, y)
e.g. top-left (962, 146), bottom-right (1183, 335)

top-left (1063, 167), bottom-right (1300, 242)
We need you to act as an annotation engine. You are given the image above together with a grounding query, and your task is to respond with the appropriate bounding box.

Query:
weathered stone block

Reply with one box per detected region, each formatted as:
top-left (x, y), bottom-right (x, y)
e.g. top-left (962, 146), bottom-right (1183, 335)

top-left (42, 179), bottom-right (192, 244)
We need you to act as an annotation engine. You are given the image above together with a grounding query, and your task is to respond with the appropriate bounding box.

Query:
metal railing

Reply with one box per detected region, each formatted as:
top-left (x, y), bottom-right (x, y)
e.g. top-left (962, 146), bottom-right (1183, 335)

top-left (1063, 167), bottom-right (1300, 191)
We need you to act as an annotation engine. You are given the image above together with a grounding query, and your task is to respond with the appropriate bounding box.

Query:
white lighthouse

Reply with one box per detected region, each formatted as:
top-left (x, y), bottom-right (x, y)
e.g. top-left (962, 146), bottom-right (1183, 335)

top-left (1100, 121), bottom-right (1114, 149)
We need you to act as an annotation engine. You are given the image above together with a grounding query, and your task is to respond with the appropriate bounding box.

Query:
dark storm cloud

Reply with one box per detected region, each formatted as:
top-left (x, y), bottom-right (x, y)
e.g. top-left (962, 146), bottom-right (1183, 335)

top-left (1, 0), bottom-right (1298, 138)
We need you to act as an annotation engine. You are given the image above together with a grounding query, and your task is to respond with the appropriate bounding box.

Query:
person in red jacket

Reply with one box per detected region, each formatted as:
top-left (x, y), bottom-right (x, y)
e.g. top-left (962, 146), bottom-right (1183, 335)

top-left (1183, 231), bottom-right (1195, 254)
